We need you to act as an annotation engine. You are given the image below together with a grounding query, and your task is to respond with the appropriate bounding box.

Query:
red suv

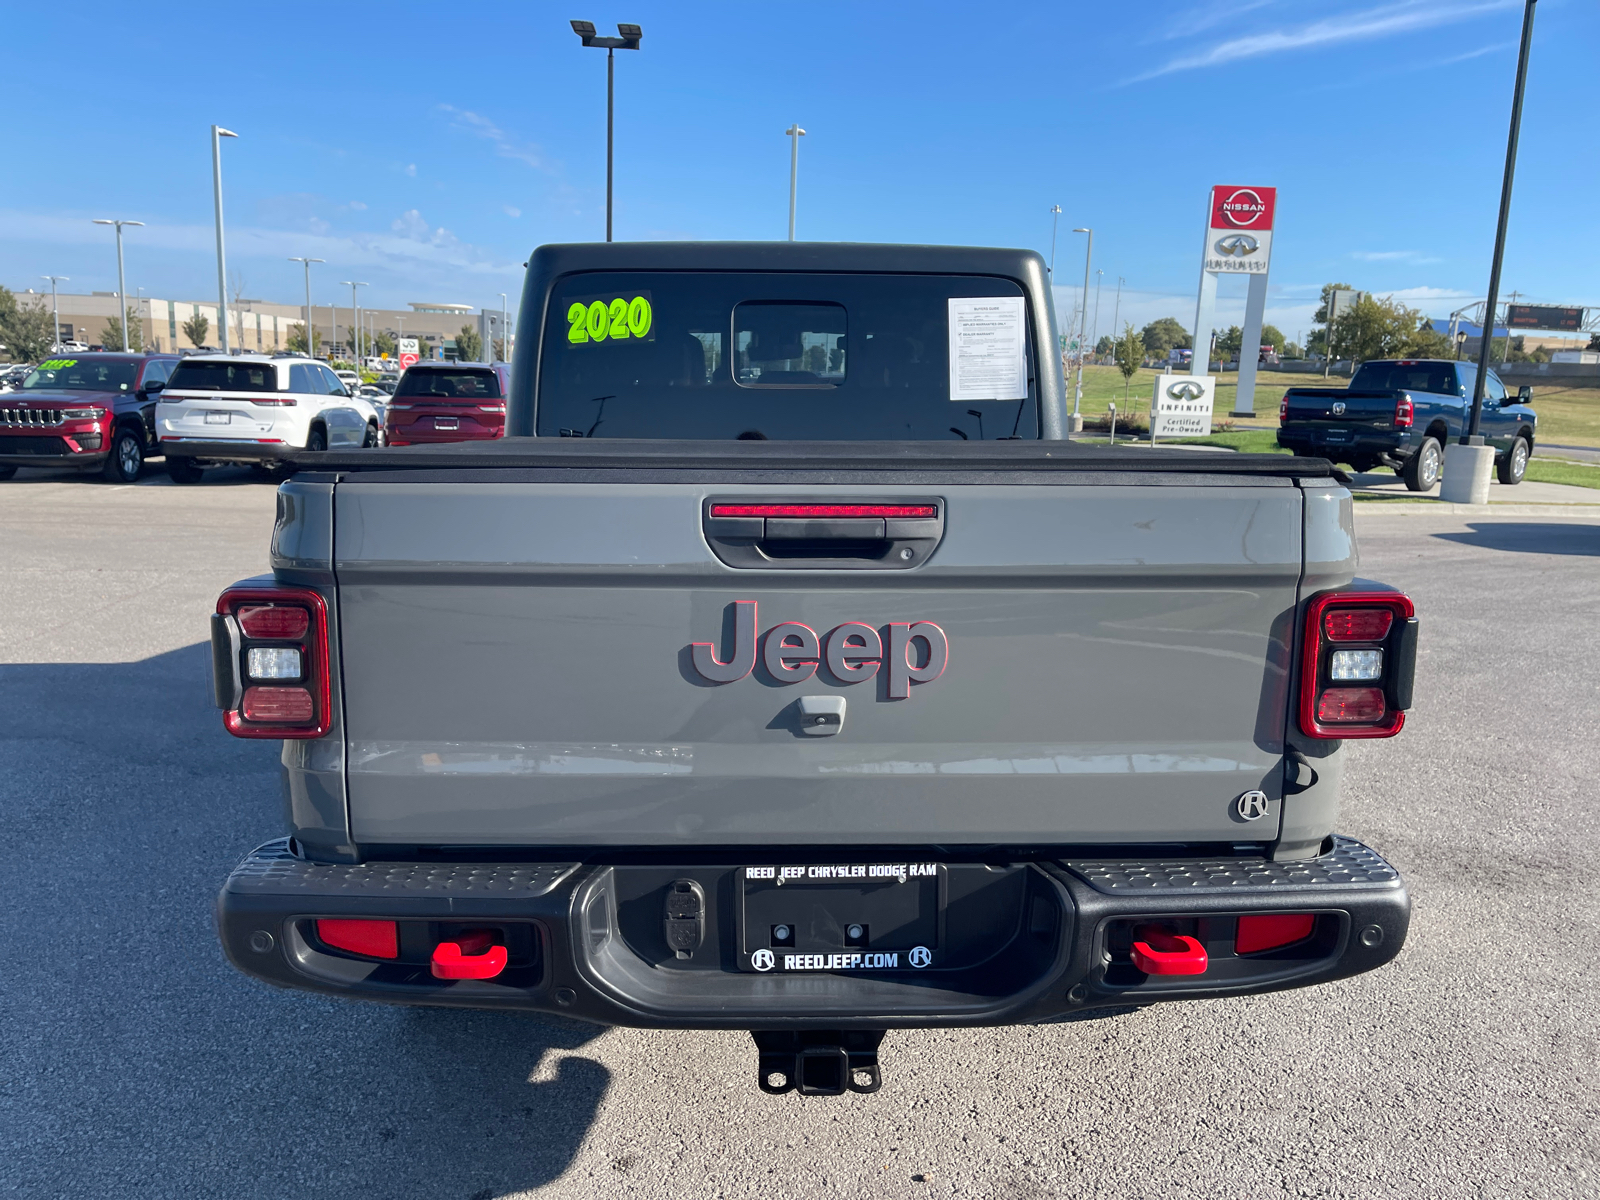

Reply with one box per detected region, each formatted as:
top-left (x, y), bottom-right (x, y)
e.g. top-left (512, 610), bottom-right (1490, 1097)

top-left (0, 353), bottom-right (179, 482)
top-left (383, 362), bottom-right (510, 446)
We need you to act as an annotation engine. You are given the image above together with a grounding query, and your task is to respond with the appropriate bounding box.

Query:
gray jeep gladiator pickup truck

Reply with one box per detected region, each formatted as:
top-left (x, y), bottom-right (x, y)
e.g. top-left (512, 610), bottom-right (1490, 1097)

top-left (214, 242), bottom-right (1416, 1096)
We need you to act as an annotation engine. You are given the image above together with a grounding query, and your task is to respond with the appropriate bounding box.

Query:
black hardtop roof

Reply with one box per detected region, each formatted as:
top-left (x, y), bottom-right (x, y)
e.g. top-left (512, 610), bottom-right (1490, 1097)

top-left (404, 360), bottom-right (503, 370)
top-left (528, 241), bottom-right (1048, 278)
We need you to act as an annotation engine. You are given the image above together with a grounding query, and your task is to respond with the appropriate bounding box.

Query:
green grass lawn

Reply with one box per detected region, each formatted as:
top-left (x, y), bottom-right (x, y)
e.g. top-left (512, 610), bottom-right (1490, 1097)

top-left (1078, 364), bottom-right (1600, 447)
top-left (1525, 457), bottom-right (1600, 489)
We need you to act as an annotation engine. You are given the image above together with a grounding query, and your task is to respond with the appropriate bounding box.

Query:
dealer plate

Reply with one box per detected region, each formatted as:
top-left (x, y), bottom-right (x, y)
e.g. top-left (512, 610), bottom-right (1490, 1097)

top-left (738, 862), bottom-right (942, 973)
top-left (205, 411), bottom-right (231, 425)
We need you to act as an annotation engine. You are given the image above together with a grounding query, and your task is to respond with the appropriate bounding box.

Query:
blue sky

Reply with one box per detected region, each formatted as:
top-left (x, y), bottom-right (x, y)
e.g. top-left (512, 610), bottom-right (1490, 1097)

top-left (4, 0), bottom-right (1594, 345)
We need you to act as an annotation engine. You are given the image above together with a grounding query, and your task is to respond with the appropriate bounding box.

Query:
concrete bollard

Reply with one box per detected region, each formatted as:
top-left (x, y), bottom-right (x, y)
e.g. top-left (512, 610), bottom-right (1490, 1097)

top-left (1439, 442), bottom-right (1495, 505)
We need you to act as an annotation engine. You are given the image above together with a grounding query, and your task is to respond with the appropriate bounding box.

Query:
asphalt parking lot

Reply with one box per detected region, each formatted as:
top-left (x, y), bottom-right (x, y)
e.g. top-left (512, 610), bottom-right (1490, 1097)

top-left (3, 467), bottom-right (1598, 1199)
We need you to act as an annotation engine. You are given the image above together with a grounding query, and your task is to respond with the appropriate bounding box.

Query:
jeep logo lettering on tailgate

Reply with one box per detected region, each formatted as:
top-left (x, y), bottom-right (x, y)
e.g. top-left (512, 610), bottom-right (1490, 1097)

top-left (691, 600), bottom-right (947, 697)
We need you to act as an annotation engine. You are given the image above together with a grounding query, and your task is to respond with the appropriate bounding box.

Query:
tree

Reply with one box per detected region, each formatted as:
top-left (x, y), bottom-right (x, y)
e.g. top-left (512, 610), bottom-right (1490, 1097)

top-left (101, 313), bottom-right (144, 352)
top-left (1094, 334), bottom-right (1114, 357)
top-left (230, 270), bottom-right (250, 350)
top-left (1115, 324), bottom-right (1143, 408)
top-left (1259, 324), bottom-right (1286, 352)
top-left (1139, 317), bottom-right (1191, 358)
top-left (1402, 317), bottom-right (1454, 359)
top-left (1283, 341), bottom-right (1304, 360)
top-left (1588, 332), bottom-right (1600, 352)
top-left (182, 311), bottom-right (211, 348)
top-left (285, 324), bottom-right (322, 355)
top-left (1216, 325), bottom-right (1244, 364)
top-left (2, 293), bottom-right (57, 363)
top-left (1331, 295), bottom-right (1456, 365)
top-left (368, 330), bottom-right (397, 358)
top-left (455, 324), bottom-right (483, 362)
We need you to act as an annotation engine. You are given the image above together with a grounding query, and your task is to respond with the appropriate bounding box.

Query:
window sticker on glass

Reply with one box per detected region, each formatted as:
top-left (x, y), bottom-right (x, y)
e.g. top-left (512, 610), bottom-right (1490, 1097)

top-left (38, 359), bottom-right (79, 370)
top-left (564, 291), bottom-right (654, 346)
top-left (947, 296), bottom-right (1026, 401)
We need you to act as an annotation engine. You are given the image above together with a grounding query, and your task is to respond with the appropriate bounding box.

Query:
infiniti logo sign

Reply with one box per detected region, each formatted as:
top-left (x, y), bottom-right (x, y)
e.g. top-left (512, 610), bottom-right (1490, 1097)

top-left (1214, 233), bottom-right (1259, 257)
top-left (1167, 380), bottom-right (1206, 401)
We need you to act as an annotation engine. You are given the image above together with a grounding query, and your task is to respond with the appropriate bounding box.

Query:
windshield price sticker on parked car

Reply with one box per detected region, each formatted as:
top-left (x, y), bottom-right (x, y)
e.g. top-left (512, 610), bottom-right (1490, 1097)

top-left (565, 292), bottom-right (654, 345)
top-left (36, 359), bottom-right (78, 371)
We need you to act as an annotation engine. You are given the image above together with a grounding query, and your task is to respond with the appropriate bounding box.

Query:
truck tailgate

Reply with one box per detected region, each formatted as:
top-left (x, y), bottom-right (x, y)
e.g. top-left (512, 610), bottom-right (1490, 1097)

top-left (333, 475), bottom-right (1304, 847)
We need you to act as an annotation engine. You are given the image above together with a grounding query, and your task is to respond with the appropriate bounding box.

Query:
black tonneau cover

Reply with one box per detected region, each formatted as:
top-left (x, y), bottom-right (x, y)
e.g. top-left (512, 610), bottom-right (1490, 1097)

top-left (300, 438), bottom-right (1341, 480)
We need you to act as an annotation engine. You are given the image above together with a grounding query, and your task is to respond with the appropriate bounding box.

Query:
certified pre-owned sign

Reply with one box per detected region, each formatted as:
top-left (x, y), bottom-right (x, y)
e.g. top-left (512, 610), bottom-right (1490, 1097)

top-left (1152, 374), bottom-right (1216, 438)
top-left (1206, 185), bottom-right (1276, 274)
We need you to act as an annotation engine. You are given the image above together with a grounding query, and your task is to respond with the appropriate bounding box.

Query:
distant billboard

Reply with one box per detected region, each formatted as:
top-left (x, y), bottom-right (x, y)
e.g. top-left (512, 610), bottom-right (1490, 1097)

top-left (1506, 305), bottom-right (1583, 332)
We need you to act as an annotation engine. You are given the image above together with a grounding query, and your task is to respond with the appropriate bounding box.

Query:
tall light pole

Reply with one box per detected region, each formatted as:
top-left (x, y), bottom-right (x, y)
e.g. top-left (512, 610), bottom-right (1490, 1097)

top-left (41, 275), bottom-right (68, 350)
top-left (211, 125), bottom-right (239, 353)
top-left (1091, 269), bottom-right (1104, 359)
top-left (1071, 228), bottom-right (1092, 428)
top-left (342, 281), bottom-right (367, 365)
top-left (499, 293), bottom-right (508, 361)
top-left (1111, 276), bottom-right (1125, 344)
top-left (92, 219), bottom-right (144, 352)
top-left (1442, 0), bottom-right (1539, 503)
top-left (570, 20), bottom-right (643, 242)
top-left (289, 257), bottom-right (324, 356)
top-left (786, 125), bottom-right (806, 240)
top-left (1048, 205), bottom-right (1062, 275)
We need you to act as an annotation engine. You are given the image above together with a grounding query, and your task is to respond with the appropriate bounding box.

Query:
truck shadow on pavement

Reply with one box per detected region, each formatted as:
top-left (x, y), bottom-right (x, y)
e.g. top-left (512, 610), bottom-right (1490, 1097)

top-left (0, 643), bottom-right (611, 1198)
top-left (1432, 521), bottom-right (1600, 557)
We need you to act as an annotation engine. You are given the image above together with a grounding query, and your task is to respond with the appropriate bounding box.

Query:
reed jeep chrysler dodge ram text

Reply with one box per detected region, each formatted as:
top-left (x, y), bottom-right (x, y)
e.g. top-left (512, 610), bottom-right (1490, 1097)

top-left (213, 242), bottom-right (1417, 1096)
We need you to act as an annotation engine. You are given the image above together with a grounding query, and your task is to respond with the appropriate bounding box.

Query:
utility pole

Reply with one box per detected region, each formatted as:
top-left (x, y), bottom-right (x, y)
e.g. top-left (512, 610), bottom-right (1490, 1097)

top-left (1111, 276), bottom-right (1124, 346)
top-left (1091, 269), bottom-right (1104, 360)
top-left (342, 281), bottom-right (368, 366)
top-left (1071, 228), bottom-right (1092, 430)
top-left (1444, 0), bottom-right (1539, 504)
top-left (500, 293), bottom-right (509, 361)
top-left (1048, 205), bottom-right (1062, 276)
top-left (570, 21), bottom-right (642, 242)
top-left (92, 219), bottom-right (144, 352)
top-left (289, 257), bottom-right (325, 356)
top-left (41, 275), bottom-right (68, 350)
top-left (211, 125), bottom-right (239, 353)
top-left (786, 125), bottom-right (807, 241)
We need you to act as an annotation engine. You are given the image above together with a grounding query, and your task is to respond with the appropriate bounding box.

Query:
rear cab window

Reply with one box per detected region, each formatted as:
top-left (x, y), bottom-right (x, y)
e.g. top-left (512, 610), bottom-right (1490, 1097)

top-left (397, 369), bottom-right (504, 404)
top-left (167, 362), bottom-right (281, 392)
top-left (536, 272), bottom-right (1038, 440)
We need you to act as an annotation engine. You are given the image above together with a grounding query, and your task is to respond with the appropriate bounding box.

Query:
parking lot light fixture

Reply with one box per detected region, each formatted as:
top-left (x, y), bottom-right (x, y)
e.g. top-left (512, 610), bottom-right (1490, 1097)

top-left (786, 125), bottom-right (806, 241)
top-left (288, 258), bottom-right (325, 356)
top-left (92, 219), bottom-right (144, 352)
top-left (212, 126), bottom-right (239, 353)
top-left (341, 281), bottom-right (368, 366)
top-left (570, 19), bottom-right (642, 242)
top-left (41, 275), bottom-right (69, 350)
top-left (1072, 228), bottom-right (1092, 424)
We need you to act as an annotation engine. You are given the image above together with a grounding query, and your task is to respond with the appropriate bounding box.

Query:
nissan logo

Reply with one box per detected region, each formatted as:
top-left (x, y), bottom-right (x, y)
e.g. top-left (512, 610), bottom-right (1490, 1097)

top-left (1214, 233), bottom-right (1259, 257)
top-left (1167, 380), bottom-right (1206, 401)
top-left (1219, 187), bottom-right (1268, 227)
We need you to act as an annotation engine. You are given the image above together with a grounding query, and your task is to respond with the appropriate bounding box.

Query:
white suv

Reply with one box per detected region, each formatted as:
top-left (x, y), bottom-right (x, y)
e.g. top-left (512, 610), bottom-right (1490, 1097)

top-left (157, 355), bottom-right (380, 483)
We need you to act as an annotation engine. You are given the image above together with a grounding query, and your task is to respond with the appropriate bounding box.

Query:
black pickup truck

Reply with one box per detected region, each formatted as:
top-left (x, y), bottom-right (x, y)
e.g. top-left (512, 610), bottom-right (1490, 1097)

top-left (1277, 359), bottom-right (1536, 491)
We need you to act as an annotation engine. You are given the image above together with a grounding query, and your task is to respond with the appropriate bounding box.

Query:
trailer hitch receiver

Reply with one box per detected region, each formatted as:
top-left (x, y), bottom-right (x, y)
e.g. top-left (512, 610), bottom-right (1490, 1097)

top-left (752, 1030), bottom-right (885, 1096)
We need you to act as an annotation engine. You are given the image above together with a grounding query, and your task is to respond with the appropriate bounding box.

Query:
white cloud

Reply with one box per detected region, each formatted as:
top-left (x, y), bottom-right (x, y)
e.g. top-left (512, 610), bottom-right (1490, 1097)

top-left (405, 163), bottom-right (417, 177)
top-left (1132, 0), bottom-right (1517, 81)
top-left (502, 205), bottom-right (522, 218)
top-left (1351, 250), bottom-right (1444, 264)
top-left (348, 200), bottom-right (368, 211)
top-left (392, 209), bottom-right (429, 239)
top-left (1435, 40), bottom-right (1514, 66)
top-left (440, 104), bottom-right (552, 171)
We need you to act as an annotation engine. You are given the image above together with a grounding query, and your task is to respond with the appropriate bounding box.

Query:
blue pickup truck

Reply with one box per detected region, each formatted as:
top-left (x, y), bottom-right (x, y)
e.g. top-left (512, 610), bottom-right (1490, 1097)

top-left (1278, 359), bottom-right (1536, 491)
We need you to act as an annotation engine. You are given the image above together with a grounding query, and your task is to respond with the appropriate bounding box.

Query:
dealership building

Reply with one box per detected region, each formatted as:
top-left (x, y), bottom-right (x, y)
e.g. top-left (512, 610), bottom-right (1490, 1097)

top-left (7, 289), bottom-right (515, 361)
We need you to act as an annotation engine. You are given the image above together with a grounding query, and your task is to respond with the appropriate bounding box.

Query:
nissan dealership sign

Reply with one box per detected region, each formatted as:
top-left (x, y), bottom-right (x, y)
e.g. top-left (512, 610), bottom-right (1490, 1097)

top-left (1204, 185), bottom-right (1276, 275)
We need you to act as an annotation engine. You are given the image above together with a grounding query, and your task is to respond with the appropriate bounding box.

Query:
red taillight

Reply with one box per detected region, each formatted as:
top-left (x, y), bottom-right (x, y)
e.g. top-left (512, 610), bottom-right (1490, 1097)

top-left (317, 919), bottom-right (398, 959)
top-left (1324, 609), bottom-right (1392, 642)
top-left (241, 685), bottom-right (315, 723)
top-left (1236, 914), bottom-right (1315, 955)
top-left (251, 396), bottom-right (298, 407)
top-left (1278, 394), bottom-right (1289, 423)
top-left (1394, 395), bottom-right (1414, 428)
top-left (217, 586), bottom-right (330, 739)
top-left (709, 503), bottom-right (938, 519)
top-left (1300, 591), bottom-right (1415, 739)
top-left (477, 404), bottom-right (506, 414)
top-left (1316, 687), bottom-right (1386, 724)
top-left (237, 604), bottom-right (310, 640)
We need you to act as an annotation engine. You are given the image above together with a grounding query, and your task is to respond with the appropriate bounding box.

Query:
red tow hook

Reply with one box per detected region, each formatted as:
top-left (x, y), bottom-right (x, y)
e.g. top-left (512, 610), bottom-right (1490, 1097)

top-left (1131, 925), bottom-right (1208, 976)
top-left (430, 929), bottom-right (509, 980)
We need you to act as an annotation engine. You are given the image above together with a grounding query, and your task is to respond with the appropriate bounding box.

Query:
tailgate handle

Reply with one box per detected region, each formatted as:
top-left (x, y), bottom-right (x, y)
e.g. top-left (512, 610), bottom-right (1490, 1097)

top-left (703, 500), bottom-right (944, 571)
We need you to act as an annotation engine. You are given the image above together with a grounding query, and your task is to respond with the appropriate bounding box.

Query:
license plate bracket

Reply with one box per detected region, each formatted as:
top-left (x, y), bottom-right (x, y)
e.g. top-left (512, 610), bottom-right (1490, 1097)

top-left (205, 411), bottom-right (230, 425)
top-left (738, 862), bottom-right (943, 973)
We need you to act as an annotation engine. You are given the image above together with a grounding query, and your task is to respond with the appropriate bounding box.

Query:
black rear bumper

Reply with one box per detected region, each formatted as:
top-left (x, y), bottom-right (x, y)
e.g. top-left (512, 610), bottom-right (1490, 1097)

top-left (218, 837), bottom-right (1410, 1030)
top-left (1277, 426), bottom-right (1410, 463)
top-left (162, 439), bottom-right (296, 463)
